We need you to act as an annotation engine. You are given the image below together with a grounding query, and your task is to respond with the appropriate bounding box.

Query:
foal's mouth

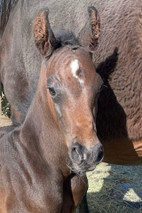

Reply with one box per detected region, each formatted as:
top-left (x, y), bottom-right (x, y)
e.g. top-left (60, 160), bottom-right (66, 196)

top-left (67, 159), bottom-right (100, 176)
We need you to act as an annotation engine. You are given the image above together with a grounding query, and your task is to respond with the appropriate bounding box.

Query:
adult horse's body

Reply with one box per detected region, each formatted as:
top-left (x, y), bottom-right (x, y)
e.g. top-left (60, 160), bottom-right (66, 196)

top-left (0, 9), bottom-right (104, 212)
top-left (93, 0), bottom-right (142, 165)
top-left (0, 0), bottom-right (142, 164)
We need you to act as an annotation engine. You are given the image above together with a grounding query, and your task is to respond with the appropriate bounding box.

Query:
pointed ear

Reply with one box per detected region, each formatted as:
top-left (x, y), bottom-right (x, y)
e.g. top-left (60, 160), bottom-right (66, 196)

top-left (33, 9), bottom-right (59, 57)
top-left (78, 6), bottom-right (100, 52)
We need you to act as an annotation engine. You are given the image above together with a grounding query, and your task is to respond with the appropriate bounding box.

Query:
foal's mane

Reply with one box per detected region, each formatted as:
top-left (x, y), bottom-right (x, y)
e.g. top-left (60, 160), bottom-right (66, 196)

top-left (53, 29), bottom-right (79, 47)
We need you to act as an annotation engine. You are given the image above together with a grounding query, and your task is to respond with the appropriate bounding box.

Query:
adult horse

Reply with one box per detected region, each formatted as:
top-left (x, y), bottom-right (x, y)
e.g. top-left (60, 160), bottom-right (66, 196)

top-left (0, 0), bottom-right (101, 123)
top-left (92, 0), bottom-right (142, 165)
top-left (0, 0), bottom-right (141, 164)
top-left (0, 9), bottom-right (104, 212)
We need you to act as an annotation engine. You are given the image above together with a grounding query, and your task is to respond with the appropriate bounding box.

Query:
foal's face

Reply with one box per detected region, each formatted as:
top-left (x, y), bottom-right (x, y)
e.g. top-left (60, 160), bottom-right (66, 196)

top-left (45, 46), bottom-right (103, 174)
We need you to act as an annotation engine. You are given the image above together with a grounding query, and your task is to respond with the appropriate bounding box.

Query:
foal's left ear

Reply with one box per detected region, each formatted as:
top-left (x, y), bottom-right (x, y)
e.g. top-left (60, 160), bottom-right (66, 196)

top-left (78, 6), bottom-right (100, 52)
top-left (33, 9), bottom-right (59, 57)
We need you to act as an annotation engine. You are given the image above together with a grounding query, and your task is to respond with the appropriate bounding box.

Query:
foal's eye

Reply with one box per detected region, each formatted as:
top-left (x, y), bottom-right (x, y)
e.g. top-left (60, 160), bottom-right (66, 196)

top-left (48, 87), bottom-right (56, 97)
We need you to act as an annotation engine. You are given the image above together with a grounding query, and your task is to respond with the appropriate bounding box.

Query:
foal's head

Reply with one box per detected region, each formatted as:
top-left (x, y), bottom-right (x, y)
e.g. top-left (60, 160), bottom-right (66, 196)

top-left (33, 9), bottom-right (103, 175)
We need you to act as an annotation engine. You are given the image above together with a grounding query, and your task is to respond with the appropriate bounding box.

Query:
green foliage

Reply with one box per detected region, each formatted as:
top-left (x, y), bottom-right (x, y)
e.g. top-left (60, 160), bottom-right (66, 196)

top-left (0, 84), bottom-right (11, 117)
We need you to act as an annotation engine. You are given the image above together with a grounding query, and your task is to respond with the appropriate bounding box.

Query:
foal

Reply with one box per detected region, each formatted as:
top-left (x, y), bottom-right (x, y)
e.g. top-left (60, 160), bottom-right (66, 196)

top-left (0, 10), bottom-right (103, 213)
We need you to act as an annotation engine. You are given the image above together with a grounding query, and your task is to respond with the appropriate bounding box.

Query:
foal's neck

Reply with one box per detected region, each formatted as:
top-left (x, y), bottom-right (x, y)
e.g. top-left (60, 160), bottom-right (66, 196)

top-left (21, 66), bottom-right (69, 176)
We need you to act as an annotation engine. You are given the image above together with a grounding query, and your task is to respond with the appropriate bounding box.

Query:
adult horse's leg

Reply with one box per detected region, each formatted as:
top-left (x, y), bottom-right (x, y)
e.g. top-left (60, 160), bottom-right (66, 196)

top-left (61, 174), bottom-right (88, 213)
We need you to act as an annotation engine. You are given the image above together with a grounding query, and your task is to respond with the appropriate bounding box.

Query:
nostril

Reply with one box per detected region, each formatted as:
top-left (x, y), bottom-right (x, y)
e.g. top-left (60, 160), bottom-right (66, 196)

top-left (71, 143), bottom-right (84, 164)
top-left (72, 147), bottom-right (76, 153)
top-left (71, 146), bottom-right (79, 155)
top-left (96, 147), bottom-right (104, 163)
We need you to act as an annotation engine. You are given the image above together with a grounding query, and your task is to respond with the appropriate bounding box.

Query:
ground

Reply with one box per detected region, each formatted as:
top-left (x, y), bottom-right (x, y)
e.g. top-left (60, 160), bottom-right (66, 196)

top-left (0, 116), bottom-right (142, 213)
top-left (86, 164), bottom-right (142, 213)
top-left (0, 115), bottom-right (11, 126)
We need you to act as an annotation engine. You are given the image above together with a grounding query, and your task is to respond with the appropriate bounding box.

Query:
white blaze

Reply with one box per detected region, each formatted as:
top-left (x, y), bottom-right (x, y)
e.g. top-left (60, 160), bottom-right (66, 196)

top-left (70, 59), bottom-right (84, 84)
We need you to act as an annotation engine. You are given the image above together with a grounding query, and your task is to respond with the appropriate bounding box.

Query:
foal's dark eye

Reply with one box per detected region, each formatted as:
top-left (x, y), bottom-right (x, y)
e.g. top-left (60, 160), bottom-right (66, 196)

top-left (48, 87), bottom-right (56, 97)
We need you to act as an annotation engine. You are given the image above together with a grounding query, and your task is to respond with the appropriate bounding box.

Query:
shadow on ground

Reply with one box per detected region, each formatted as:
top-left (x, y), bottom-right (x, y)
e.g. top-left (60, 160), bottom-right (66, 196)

top-left (79, 163), bottom-right (142, 213)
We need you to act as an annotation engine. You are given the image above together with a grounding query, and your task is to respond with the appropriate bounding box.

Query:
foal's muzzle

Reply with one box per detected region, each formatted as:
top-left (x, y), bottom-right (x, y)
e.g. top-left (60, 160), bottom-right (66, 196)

top-left (69, 142), bottom-right (104, 175)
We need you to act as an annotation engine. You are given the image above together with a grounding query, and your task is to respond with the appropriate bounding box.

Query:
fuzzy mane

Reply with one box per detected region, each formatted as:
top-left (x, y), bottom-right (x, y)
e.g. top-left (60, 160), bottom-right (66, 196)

top-left (53, 29), bottom-right (79, 47)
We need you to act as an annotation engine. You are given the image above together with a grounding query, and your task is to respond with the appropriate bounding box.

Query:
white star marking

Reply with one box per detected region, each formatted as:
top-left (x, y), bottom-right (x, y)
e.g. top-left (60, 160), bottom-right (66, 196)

top-left (70, 59), bottom-right (84, 84)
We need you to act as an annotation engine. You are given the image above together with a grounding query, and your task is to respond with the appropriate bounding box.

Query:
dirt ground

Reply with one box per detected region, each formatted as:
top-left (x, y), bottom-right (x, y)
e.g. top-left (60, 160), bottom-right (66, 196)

top-left (0, 115), bottom-right (11, 126)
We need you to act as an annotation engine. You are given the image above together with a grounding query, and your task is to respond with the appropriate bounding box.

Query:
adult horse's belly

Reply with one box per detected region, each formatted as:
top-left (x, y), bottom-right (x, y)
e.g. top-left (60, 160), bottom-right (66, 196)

top-left (102, 139), bottom-right (142, 165)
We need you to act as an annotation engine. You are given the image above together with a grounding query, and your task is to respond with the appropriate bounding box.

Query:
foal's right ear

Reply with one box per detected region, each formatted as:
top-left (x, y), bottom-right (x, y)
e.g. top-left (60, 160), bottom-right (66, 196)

top-left (78, 6), bottom-right (100, 52)
top-left (33, 9), bottom-right (59, 58)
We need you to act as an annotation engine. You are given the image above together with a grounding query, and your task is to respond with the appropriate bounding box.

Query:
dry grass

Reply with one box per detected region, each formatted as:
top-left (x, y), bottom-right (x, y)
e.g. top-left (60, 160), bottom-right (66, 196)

top-left (0, 116), bottom-right (142, 213)
top-left (86, 163), bottom-right (142, 213)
